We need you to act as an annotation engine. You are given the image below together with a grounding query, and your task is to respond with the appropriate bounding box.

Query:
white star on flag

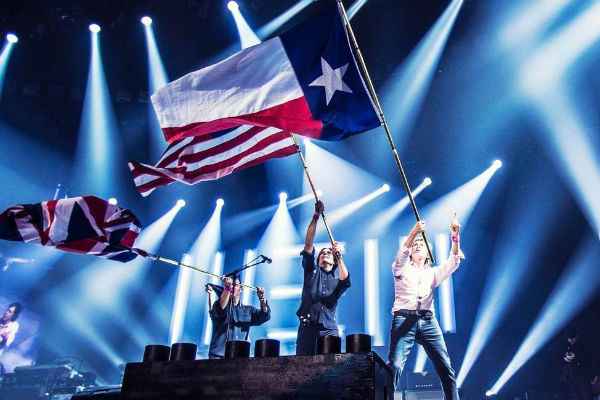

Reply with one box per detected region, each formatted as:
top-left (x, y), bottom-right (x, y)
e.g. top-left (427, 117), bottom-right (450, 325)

top-left (309, 58), bottom-right (353, 105)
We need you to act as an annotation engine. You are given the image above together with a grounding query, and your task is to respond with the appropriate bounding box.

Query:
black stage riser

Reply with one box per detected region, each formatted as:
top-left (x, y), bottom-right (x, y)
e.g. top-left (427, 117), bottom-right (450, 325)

top-left (121, 352), bottom-right (393, 400)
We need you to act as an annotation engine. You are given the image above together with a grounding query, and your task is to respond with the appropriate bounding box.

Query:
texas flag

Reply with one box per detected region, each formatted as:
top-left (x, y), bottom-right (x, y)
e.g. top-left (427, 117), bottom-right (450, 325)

top-left (151, 3), bottom-right (381, 143)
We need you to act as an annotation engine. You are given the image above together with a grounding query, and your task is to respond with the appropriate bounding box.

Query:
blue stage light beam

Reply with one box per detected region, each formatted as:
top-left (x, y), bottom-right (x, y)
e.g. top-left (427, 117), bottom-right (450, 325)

top-left (317, 184), bottom-right (390, 235)
top-left (0, 35), bottom-right (17, 100)
top-left (422, 161), bottom-right (501, 233)
top-left (189, 199), bottom-right (224, 268)
top-left (169, 253), bottom-right (193, 344)
top-left (367, 177), bottom-right (431, 236)
top-left (59, 300), bottom-right (125, 368)
top-left (227, 1), bottom-right (261, 49)
top-left (241, 249), bottom-right (258, 306)
top-left (303, 141), bottom-right (383, 210)
top-left (519, 1), bottom-right (600, 97)
top-left (223, 192), bottom-right (318, 242)
top-left (183, 201), bottom-right (223, 344)
top-left (498, 0), bottom-right (571, 49)
top-left (435, 234), bottom-right (455, 333)
top-left (142, 15), bottom-right (170, 158)
top-left (62, 201), bottom-right (184, 359)
top-left (287, 190), bottom-right (322, 209)
top-left (456, 175), bottom-right (561, 388)
top-left (487, 238), bottom-right (600, 396)
top-left (382, 0), bottom-right (464, 151)
top-left (528, 94), bottom-right (600, 239)
top-left (202, 251), bottom-right (224, 346)
top-left (517, 2), bottom-right (600, 238)
top-left (348, 0), bottom-right (369, 20)
top-left (74, 26), bottom-right (120, 196)
top-left (364, 239), bottom-right (383, 346)
top-left (257, 196), bottom-right (300, 281)
top-left (257, 0), bottom-right (314, 38)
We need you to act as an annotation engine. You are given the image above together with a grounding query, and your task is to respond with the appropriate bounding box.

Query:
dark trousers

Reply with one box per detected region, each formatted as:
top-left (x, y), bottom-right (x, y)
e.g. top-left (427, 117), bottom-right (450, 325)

top-left (561, 366), bottom-right (592, 400)
top-left (388, 313), bottom-right (459, 400)
top-left (296, 323), bottom-right (338, 355)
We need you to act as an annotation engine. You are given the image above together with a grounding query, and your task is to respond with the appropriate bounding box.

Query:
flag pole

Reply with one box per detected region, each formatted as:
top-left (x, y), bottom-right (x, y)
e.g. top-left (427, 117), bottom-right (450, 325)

top-left (291, 134), bottom-right (336, 247)
top-left (132, 248), bottom-right (259, 291)
top-left (335, 0), bottom-right (435, 263)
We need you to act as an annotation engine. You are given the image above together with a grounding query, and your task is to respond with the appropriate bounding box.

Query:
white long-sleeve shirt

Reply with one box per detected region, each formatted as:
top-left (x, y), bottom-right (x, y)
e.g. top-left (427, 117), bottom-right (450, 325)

top-left (0, 320), bottom-right (19, 351)
top-left (391, 245), bottom-right (461, 312)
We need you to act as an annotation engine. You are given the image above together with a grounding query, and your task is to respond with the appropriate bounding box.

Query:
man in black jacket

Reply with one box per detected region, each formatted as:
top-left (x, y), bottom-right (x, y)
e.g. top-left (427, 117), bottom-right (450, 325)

top-left (296, 200), bottom-right (351, 355)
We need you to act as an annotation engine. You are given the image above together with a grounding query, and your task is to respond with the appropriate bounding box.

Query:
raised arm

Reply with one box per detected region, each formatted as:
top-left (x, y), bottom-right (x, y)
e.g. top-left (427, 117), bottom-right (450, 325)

top-left (250, 287), bottom-right (271, 325)
top-left (433, 216), bottom-right (463, 287)
top-left (304, 200), bottom-right (324, 253)
top-left (332, 241), bottom-right (349, 281)
top-left (394, 221), bottom-right (425, 266)
top-left (218, 277), bottom-right (233, 310)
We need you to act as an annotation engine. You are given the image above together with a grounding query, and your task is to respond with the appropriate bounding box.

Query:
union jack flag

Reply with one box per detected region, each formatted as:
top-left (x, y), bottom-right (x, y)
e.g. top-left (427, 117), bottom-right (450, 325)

top-left (0, 196), bottom-right (142, 262)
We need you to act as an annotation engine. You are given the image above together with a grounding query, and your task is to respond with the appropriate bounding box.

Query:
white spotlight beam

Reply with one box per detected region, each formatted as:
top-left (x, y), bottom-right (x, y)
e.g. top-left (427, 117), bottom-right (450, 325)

top-left (287, 191), bottom-right (322, 209)
top-left (241, 249), bottom-right (257, 305)
top-left (0, 40), bottom-right (17, 101)
top-left (456, 178), bottom-right (561, 388)
top-left (382, 0), bottom-right (464, 150)
top-left (348, 0), bottom-right (369, 20)
top-left (364, 239), bottom-right (383, 346)
top-left (519, 1), bottom-right (600, 95)
top-left (488, 238), bottom-right (600, 395)
top-left (498, 0), bottom-right (571, 48)
top-left (75, 28), bottom-right (120, 196)
top-left (257, 0), bottom-right (314, 38)
top-left (422, 163), bottom-right (500, 233)
top-left (228, 3), bottom-right (261, 49)
top-left (368, 178), bottom-right (431, 236)
top-left (169, 253), bottom-right (193, 344)
top-left (318, 185), bottom-right (390, 234)
top-left (203, 252), bottom-right (224, 346)
top-left (142, 19), bottom-right (170, 159)
top-left (529, 94), bottom-right (600, 238)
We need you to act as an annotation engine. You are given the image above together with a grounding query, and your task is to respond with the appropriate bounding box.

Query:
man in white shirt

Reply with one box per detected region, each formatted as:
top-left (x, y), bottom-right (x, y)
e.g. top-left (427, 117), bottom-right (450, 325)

top-left (0, 302), bottom-right (22, 356)
top-left (388, 219), bottom-right (462, 399)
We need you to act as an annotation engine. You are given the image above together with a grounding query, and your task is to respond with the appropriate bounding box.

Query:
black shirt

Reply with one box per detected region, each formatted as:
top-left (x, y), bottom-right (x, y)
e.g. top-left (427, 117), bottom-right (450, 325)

top-left (296, 249), bottom-right (351, 330)
top-left (208, 300), bottom-right (270, 358)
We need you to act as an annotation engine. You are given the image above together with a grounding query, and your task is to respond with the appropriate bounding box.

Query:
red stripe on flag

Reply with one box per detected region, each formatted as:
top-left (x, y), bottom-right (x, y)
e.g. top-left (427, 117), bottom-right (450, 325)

top-left (186, 133), bottom-right (296, 179)
top-left (129, 128), bottom-right (298, 196)
top-left (161, 97), bottom-right (322, 143)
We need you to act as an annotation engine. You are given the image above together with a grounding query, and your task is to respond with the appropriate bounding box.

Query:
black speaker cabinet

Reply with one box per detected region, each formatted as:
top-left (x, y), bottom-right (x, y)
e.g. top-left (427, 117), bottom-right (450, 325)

top-left (122, 351), bottom-right (393, 400)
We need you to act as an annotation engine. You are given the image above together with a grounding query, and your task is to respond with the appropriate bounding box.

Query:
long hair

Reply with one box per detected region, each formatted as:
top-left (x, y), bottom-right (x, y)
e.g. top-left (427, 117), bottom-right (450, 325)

top-left (6, 302), bottom-right (22, 321)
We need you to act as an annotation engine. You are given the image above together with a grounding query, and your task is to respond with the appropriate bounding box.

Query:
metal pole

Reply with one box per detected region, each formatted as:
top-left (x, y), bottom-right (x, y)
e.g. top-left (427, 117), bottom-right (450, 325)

top-left (335, 0), bottom-right (435, 263)
top-left (291, 134), bottom-right (336, 247)
top-left (133, 248), bottom-right (259, 291)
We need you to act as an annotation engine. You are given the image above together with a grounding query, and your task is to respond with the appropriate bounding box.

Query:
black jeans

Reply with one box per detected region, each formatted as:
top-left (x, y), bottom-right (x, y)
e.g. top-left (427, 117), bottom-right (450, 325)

top-left (296, 323), bottom-right (338, 355)
top-left (388, 312), bottom-right (459, 400)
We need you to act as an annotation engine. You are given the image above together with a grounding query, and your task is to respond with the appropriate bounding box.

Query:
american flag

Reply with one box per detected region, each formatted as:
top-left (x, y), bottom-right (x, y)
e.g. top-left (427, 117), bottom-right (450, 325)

top-left (129, 125), bottom-right (298, 197)
top-left (0, 196), bottom-right (142, 262)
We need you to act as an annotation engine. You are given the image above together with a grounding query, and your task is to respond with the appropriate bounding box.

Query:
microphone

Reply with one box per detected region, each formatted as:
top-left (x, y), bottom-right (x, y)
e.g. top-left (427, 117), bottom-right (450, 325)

top-left (260, 255), bottom-right (272, 264)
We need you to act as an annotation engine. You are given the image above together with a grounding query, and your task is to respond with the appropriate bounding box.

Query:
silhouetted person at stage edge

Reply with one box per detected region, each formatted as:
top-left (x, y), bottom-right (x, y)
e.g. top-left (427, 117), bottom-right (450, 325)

top-left (206, 277), bottom-right (270, 359)
top-left (560, 329), bottom-right (595, 400)
top-left (296, 200), bottom-right (351, 355)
